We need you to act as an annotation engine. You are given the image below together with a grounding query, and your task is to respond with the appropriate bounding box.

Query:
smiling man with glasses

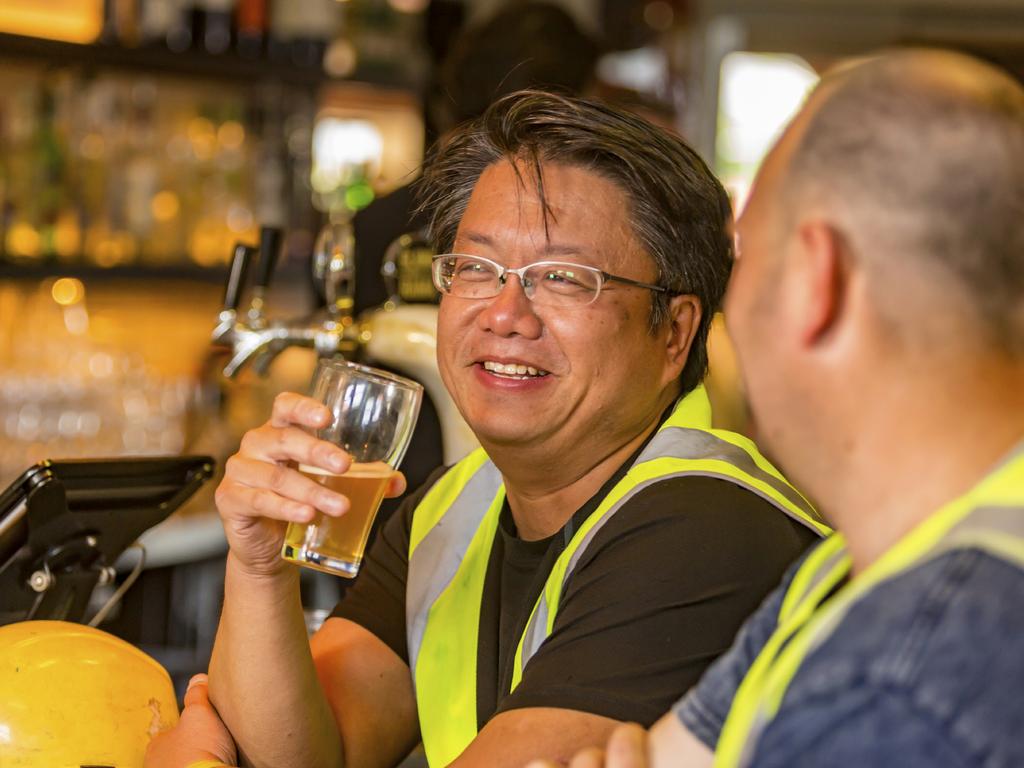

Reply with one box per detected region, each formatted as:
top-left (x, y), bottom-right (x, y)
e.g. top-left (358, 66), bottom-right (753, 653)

top-left (149, 91), bottom-right (828, 768)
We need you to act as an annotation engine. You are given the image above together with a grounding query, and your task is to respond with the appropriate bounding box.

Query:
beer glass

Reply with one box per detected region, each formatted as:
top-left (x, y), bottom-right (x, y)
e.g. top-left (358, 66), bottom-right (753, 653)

top-left (281, 360), bottom-right (422, 577)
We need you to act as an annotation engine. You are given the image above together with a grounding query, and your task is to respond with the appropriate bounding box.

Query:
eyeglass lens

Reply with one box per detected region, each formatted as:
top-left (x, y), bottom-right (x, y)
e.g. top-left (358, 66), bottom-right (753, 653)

top-left (435, 255), bottom-right (602, 306)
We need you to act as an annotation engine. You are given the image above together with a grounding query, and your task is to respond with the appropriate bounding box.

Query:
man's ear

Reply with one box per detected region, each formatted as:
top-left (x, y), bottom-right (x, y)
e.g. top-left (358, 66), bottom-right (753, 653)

top-left (792, 220), bottom-right (849, 346)
top-left (664, 294), bottom-right (702, 380)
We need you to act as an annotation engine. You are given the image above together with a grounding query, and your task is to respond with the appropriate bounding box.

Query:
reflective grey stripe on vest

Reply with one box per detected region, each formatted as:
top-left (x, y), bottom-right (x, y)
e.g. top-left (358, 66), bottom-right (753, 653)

top-left (934, 505), bottom-right (1024, 566)
top-left (518, 473), bottom-right (670, 668)
top-left (781, 506), bottom-right (1024, 676)
top-left (779, 545), bottom-right (849, 622)
top-left (640, 427), bottom-right (826, 530)
top-left (519, 427), bottom-right (827, 673)
top-left (736, 502), bottom-right (1024, 768)
top-left (406, 460), bottom-right (503, 681)
top-left (784, 505), bottom-right (1024, 624)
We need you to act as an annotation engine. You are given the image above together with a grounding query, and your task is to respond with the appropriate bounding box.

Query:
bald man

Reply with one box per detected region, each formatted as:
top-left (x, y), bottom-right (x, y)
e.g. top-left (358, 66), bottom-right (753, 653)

top-left (536, 48), bottom-right (1024, 768)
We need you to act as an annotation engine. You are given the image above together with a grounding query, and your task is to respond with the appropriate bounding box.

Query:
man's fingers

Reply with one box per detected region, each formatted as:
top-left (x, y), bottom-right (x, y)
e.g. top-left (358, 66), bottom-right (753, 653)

top-left (605, 723), bottom-right (648, 768)
top-left (183, 674), bottom-right (210, 708)
top-left (386, 471), bottom-right (407, 498)
top-left (217, 481), bottom-right (319, 525)
top-left (224, 456), bottom-right (350, 518)
top-left (269, 392), bottom-right (333, 430)
top-left (568, 748), bottom-right (606, 768)
top-left (238, 425), bottom-right (350, 473)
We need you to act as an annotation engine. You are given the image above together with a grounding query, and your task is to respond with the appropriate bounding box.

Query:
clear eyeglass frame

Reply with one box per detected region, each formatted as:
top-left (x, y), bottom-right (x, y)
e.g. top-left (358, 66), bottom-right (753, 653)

top-left (431, 253), bottom-right (669, 308)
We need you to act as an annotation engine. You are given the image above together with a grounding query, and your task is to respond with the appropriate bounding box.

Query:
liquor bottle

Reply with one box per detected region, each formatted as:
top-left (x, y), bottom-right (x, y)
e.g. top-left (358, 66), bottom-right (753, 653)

top-left (236, 0), bottom-right (267, 58)
top-left (270, 0), bottom-right (338, 67)
top-left (34, 84), bottom-right (66, 261)
top-left (100, 0), bottom-right (142, 46)
top-left (164, 0), bottom-right (194, 52)
top-left (99, 0), bottom-right (121, 44)
top-left (123, 85), bottom-right (159, 262)
top-left (140, 0), bottom-right (176, 46)
top-left (198, 0), bottom-right (236, 55)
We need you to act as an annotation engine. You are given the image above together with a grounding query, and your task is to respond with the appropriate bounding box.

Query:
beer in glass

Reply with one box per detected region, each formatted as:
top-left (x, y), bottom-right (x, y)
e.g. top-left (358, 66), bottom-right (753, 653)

top-left (281, 361), bottom-right (422, 577)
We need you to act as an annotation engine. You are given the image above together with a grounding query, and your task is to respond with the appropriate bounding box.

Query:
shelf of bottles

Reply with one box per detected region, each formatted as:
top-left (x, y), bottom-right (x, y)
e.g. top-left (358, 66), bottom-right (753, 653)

top-left (0, 0), bottom-right (430, 483)
top-left (1, 62), bottom-right (318, 275)
top-left (0, 0), bottom-right (428, 277)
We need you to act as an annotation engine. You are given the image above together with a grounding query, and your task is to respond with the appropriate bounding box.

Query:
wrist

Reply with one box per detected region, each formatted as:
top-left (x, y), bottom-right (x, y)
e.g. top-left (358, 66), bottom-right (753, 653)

top-left (227, 548), bottom-right (299, 583)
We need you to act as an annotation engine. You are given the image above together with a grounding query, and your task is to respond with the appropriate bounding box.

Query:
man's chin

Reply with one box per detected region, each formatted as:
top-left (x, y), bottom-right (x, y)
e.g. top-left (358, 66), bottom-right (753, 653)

top-left (472, 424), bottom-right (541, 450)
top-left (465, 414), bottom-right (550, 453)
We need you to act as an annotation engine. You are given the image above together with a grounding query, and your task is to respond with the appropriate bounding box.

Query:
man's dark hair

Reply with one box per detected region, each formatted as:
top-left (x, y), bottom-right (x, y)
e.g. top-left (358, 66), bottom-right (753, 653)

top-left (434, 2), bottom-right (599, 129)
top-left (786, 49), bottom-right (1024, 355)
top-left (418, 90), bottom-right (734, 395)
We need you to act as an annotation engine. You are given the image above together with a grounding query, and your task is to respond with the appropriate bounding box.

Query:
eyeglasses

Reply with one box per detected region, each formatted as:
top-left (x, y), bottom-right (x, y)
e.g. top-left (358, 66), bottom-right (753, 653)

top-left (431, 253), bottom-right (669, 308)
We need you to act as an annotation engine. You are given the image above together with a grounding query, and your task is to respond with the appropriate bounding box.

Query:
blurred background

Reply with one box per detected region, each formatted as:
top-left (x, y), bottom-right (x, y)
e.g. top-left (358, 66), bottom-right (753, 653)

top-left (1, 0), bottom-right (1022, 695)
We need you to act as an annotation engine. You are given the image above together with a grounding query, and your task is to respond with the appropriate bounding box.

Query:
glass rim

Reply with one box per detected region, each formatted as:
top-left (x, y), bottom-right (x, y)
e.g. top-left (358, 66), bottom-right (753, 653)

top-left (314, 359), bottom-right (423, 393)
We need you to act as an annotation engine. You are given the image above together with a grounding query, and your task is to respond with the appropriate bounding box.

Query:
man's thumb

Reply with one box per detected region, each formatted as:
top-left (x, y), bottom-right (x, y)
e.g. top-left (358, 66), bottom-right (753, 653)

top-left (183, 673), bottom-right (211, 709)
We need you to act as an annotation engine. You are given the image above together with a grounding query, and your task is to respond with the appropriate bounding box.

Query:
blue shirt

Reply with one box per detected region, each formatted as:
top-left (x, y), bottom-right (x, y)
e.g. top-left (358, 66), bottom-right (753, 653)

top-left (674, 545), bottom-right (1024, 767)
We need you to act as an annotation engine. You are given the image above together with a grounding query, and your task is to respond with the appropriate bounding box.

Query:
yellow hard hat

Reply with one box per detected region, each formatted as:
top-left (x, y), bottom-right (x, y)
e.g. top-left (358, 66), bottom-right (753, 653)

top-left (0, 620), bottom-right (179, 767)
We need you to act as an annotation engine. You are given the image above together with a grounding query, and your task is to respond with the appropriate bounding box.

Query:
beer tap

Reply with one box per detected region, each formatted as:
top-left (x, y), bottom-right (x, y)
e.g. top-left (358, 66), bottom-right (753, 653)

top-left (246, 226), bottom-right (282, 331)
top-left (211, 223), bottom-right (361, 378)
top-left (210, 220), bottom-right (479, 464)
top-left (211, 242), bottom-right (257, 344)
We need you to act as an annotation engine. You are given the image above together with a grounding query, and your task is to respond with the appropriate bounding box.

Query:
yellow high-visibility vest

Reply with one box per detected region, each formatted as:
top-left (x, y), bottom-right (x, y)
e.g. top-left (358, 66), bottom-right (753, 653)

top-left (406, 385), bottom-right (829, 767)
top-left (714, 443), bottom-right (1024, 768)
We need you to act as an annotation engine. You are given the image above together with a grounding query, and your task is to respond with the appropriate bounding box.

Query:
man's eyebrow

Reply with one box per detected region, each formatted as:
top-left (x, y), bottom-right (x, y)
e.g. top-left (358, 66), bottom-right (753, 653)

top-left (461, 231), bottom-right (495, 249)
top-left (539, 243), bottom-right (586, 257)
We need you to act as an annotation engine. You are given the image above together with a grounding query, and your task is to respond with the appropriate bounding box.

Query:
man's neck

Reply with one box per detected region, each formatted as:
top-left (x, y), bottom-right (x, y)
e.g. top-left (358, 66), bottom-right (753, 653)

top-left (490, 399), bottom-right (674, 541)
top-left (825, 361), bottom-right (1024, 576)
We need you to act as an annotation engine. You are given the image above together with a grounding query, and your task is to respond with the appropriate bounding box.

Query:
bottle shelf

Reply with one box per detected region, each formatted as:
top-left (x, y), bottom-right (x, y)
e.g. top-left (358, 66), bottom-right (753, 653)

top-left (0, 259), bottom-right (228, 284)
top-left (0, 31), bottom-right (331, 88)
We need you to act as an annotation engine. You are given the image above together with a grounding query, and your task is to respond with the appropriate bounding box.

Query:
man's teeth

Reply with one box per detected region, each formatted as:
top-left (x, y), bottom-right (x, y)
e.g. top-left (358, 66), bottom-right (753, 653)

top-left (482, 361), bottom-right (548, 377)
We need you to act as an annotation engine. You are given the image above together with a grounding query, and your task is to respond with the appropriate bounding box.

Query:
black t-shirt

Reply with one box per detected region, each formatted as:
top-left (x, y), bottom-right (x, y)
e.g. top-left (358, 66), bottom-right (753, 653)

top-left (331, 448), bottom-right (819, 728)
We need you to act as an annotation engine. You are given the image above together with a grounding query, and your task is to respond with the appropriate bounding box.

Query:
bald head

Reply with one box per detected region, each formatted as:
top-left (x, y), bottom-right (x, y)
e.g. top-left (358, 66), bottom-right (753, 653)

top-left (782, 49), bottom-right (1024, 355)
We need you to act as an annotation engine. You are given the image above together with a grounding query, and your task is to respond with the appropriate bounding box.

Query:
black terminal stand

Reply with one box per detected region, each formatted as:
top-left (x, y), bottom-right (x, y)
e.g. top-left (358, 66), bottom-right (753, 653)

top-left (0, 456), bottom-right (214, 626)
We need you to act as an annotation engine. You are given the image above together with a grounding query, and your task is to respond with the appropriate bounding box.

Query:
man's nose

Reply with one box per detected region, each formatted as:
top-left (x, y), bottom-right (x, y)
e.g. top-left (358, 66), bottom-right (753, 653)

top-left (475, 275), bottom-right (543, 338)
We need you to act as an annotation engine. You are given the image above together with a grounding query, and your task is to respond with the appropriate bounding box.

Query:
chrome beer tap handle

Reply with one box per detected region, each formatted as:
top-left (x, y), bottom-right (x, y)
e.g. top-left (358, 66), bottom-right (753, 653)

top-left (221, 325), bottom-right (276, 378)
top-left (245, 226), bottom-right (283, 330)
top-left (212, 224), bottom-right (362, 379)
top-left (212, 242), bottom-right (257, 345)
top-left (313, 219), bottom-right (356, 320)
top-left (219, 317), bottom-right (361, 379)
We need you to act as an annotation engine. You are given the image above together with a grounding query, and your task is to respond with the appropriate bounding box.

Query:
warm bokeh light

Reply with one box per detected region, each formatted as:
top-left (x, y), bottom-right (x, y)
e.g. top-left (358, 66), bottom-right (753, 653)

top-left (388, 0), bottom-right (429, 13)
top-left (79, 132), bottom-right (106, 161)
top-left (91, 231), bottom-right (138, 268)
top-left (151, 190), bottom-right (181, 222)
top-left (218, 120), bottom-right (246, 150)
top-left (187, 117), bottom-right (217, 162)
top-left (226, 204), bottom-right (255, 234)
top-left (0, 0), bottom-right (103, 44)
top-left (190, 218), bottom-right (230, 267)
top-left (7, 222), bottom-right (41, 258)
top-left (54, 212), bottom-right (83, 259)
top-left (323, 39), bottom-right (358, 78)
top-left (51, 277), bottom-right (85, 307)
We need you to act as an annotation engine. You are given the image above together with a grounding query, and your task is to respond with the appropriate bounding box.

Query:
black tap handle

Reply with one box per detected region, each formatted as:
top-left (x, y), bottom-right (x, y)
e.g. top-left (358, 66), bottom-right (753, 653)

top-left (256, 226), bottom-right (283, 290)
top-left (223, 243), bottom-right (256, 312)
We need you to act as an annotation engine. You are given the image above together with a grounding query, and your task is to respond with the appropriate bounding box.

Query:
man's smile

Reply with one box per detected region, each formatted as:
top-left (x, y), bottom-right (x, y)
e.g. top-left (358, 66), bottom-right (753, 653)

top-left (480, 360), bottom-right (551, 379)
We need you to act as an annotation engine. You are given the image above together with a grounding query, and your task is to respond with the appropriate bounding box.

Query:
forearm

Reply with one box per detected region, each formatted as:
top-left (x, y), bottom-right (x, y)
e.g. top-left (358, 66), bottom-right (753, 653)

top-left (209, 552), bottom-right (343, 768)
top-left (451, 708), bottom-right (620, 767)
